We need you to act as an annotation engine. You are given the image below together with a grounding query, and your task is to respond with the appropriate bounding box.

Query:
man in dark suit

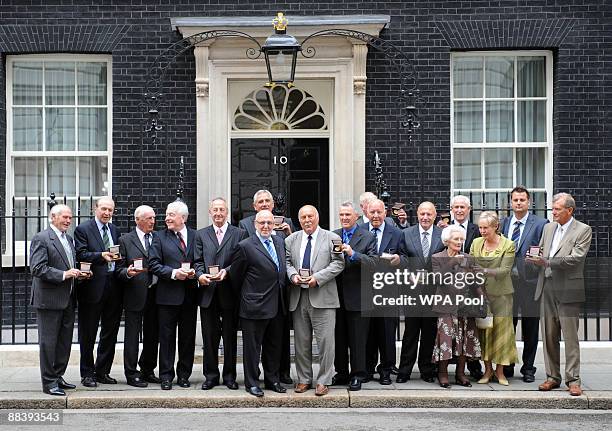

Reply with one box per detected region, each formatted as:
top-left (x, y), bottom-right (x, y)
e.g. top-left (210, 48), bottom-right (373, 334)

top-left (237, 189), bottom-right (294, 384)
top-left (230, 210), bottom-right (287, 397)
top-left (194, 197), bottom-right (248, 390)
top-left (356, 191), bottom-right (397, 228)
top-left (501, 187), bottom-right (549, 382)
top-left (116, 205), bottom-right (161, 387)
top-left (363, 199), bottom-right (404, 385)
top-left (437, 194), bottom-right (482, 379)
top-left (397, 201), bottom-right (445, 384)
top-left (74, 196), bottom-right (122, 387)
top-left (332, 201), bottom-right (378, 391)
top-left (149, 201), bottom-right (198, 390)
top-left (30, 204), bottom-right (86, 395)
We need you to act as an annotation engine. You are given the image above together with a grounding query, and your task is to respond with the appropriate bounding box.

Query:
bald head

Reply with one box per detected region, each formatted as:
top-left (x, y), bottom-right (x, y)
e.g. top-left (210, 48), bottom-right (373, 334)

top-left (417, 201), bottom-right (436, 230)
top-left (298, 205), bottom-right (319, 235)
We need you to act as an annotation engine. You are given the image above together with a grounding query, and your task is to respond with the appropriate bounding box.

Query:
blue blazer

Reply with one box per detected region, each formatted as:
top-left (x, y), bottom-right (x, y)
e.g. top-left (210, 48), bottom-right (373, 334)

top-left (501, 213), bottom-right (548, 286)
top-left (362, 222), bottom-right (404, 257)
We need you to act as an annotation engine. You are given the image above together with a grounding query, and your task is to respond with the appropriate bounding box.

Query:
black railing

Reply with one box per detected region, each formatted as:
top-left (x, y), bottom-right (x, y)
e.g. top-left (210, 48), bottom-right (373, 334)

top-left (1, 193), bottom-right (611, 344)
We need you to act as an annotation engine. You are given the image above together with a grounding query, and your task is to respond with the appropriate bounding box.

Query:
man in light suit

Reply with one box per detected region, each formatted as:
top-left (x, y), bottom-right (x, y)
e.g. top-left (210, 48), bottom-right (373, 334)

top-left (149, 201), bottom-right (198, 390)
top-left (528, 193), bottom-right (592, 396)
top-left (501, 186), bottom-right (548, 382)
top-left (332, 201), bottom-right (378, 391)
top-left (230, 210), bottom-right (288, 397)
top-left (194, 197), bottom-right (248, 390)
top-left (74, 196), bottom-right (122, 387)
top-left (30, 204), bottom-right (86, 395)
top-left (116, 205), bottom-right (160, 387)
top-left (397, 201), bottom-right (445, 384)
top-left (362, 199), bottom-right (403, 385)
top-left (238, 189), bottom-right (294, 384)
top-left (286, 205), bottom-right (345, 396)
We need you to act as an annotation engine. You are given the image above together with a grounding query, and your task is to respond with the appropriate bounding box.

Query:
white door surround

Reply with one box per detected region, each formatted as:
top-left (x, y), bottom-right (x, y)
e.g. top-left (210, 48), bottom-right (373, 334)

top-left (172, 15), bottom-right (390, 227)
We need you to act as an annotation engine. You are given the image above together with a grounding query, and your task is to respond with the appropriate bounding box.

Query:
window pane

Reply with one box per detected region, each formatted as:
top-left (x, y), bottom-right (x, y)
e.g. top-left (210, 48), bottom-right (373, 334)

top-left (78, 62), bottom-right (107, 105)
top-left (79, 157), bottom-right (108, 196)
top-left (13, 62), bottom-right (42, 105)
top-left (485, 57), bottom-right (513, 98)
top-left (454, 101), bottom-right (483, 143)
top-left (13, 108), bottom-right (43, 151)
top-left (517, 148), bottom-right (545, 188)
top-left (484, 148), bottom-right (512, 188)
top-left (45, 62), bottom-right (75, 105)
top-left (453, 57), bottom-right (482, 98)
top-left (530, 192), bottom-right (548, 218)
top-left (14, 158), bottom-right (44, 196)
top-left (454, 149), bottom-right (481, 189)
top-left (518, 57), bottom-right (546, 97)
top-left (47, 158), bottom-right (76, 196)
top-left (518, 100), bottom-right (546, 142)
top-left (486, 101), bottom-right (514, 142)
top-left (46, 108), bottom-right (75, 151)
top-left (78, 108), bottom-right (107, 150)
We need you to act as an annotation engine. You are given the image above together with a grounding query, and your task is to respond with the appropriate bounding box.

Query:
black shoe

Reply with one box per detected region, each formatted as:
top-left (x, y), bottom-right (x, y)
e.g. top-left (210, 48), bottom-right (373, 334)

top-left (391, 366), bottom-right (399, 375)
top-left (96, 374), bottom-right (117, 384)
top-left (264, 382), bottom-right (287, 393)
top-left (396, 374), bottom-right (410, 383)
top-left (362, 373), bottom-right (374, 383)
top-left (224, 380), bottom-right (239, 390)
top-left (161, 380), bottom-right (172, 390)
top-left (201, 380), bottom-right (218, 390)
top-left (81, 376), bottom-right (97, 388)
top-left (421, 374), bottom-right (435, 383)
top-left (141, 373), bottom-right (161, 384)
top-left (43, 386), bottom-right (65, 396)
top-left (439, 381), bottom-right (451, 388)
top-left (349, 377), bottom-right (362, 391)
top-left (331, 374), bottom-right (350, 386)
top-left (127, 377), bottom-right (148, 388)
top-left (503, 365), bottom-right (515, 378)
top-left (279, 373), bottom-right (293, 385)
top-left (455, 377), bottom-right (472, 387)
top-left (177, 378), bottom-right (191, 388)
top-left (57, 377), bottom-right (76, 390)
top-left (379, 372), bottom-right (392, 385)
top-left (246, 386), bottom-right (264, 397)
top-left (522, 372), bottom-right (536, 383)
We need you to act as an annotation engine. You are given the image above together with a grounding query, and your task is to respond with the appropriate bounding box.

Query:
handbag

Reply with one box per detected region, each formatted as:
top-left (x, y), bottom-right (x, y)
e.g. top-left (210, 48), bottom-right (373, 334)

top-left (475, 314), bottom-right (494, 329)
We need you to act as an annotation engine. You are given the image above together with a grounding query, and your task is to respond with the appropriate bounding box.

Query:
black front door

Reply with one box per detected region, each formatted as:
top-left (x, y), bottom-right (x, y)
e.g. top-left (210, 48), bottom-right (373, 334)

top-left (231, 138), bottom-right (329, 229)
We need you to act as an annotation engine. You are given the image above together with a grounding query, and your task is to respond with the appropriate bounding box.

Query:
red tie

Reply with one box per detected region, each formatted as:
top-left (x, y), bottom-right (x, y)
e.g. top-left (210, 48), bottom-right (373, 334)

top-left (176, 231), bottom-right (186, 252)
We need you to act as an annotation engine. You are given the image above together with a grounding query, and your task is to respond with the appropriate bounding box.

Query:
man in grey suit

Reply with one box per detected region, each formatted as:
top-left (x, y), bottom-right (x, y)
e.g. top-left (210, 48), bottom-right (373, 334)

top-left (285, 205), bottom-right (345, 396)
top-left (30, 204), bottom-right (88, 395)
top-left (528, 193), bottom-right (592, 396)
top-left (501, 186), bottom-right (548, 382)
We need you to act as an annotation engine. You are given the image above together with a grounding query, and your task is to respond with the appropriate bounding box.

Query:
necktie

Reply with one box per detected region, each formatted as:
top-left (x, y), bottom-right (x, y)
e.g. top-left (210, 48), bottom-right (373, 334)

top-left (372, 227), bottom-right (381, 253)
top-left (60, 232), bottom-right (74, 268)
top-left (102, 224), bottom-right (112, 270)
top-left (216, 228), bottom-right (224, 245)
top-left (302, 235), bottom-right (313, 269)
top-left (422, 231), bottom-right (430, 258)
top-left (177, 231), bottom-right (186, 252)
top-left (511, 221), bottom-right (522, 246)
top-left (144, 233), bottom-right (151, 252)
top-left (550, 226), bottom-right (564, 257)
top-left (343, 230), bottom-right (353, 244)
top-left (264, 239), bottom-right (279, 271)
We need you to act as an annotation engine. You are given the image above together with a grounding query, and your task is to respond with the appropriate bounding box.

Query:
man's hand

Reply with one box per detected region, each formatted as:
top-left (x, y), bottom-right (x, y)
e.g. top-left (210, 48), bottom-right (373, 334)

top-left (341, 243), bottom-right (354, 257)
top-left (101, 251), bottom-right (114, 262)
top-left (291, 274), bottom-right (302, 285)
top-left (215, 268), bottom-right (227, 281)
top-left (396, 209), bottom-right (408, 225)
top-left (389, 254), bottom-right (401, 266)
top-left (127, 265), bottom-right (143, 277)
top-left (175, 268), bottom-right (191, 280)
top-left (280, 222), bottom-right (292, 236)
top-left (436, 219), bottom-right (449, 229)
top-left (198, 274), bottom-right (213, 286)
top-left (64, 268), bottom-right (82, 279)
top-left (526, 255), bottom-right (547, 267)
top-left (307, 276), bottom-right (318, 288)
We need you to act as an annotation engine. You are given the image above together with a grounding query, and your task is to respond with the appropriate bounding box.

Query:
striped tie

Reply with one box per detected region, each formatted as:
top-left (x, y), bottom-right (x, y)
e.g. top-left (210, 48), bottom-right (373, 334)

top-left (421, 231), bottom-right (430, 258)
top-left (511, 221), bottom-right (522, 246)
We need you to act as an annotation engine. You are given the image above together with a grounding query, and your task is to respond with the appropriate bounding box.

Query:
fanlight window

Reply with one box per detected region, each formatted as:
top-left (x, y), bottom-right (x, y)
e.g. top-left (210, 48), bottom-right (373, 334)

top-left (233, 85), bottom-right (327, 130)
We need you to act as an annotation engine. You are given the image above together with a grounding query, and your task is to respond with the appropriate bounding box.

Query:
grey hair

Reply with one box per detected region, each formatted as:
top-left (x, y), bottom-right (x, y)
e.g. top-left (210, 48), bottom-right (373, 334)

top-left (209, 197), bottom-right (228, 208)
top-left (95, 196), bottom-right (115, 208)
top-left (134, 205), bottom-right (155, 221)
top-left (167, 201), bottom-right (189, 218)
top-left (359, 192), bottom-right (377, 205)
top-left (440, 225), bottom-right (466, 246)
top-left (451, 195), bottom-right (471, 208)
top-left (255, 209), bottom-right (274, 221)
top-left (253, 189), bottom-right (273, 203)
top-left (48, 204), bottom-right (72, 222)
top-left (339, 201), bottom-right (357, 211)
top-left (478, 210), bottom-right (500, 230)
top-left (552, 192), bottom-right (576, 210)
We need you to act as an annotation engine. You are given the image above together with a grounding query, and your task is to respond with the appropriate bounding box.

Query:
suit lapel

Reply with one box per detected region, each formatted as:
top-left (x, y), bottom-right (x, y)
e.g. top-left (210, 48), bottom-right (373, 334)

top-left (49, 229), bottom-right (71, 268)
top-left (130, 230), bottom-right (147, 256)
top-left (168, 229), bottom-right (186, 256)
top-left (206, 226), bottom-right (220, 252)
top-left (429, 229), bottom-right (441, 258)
top-left (217, 225), bottom-right (234, 253)
top-left (89, 219), bottom-right (106, 251)
top-left (518, 215), bottom-right (535, 252)
top-left (410, 228), bottom-right (424, 259)
top-left (253, 235), bottom-right (276, 267)
top-left (311, 230), bottom-right (326, 268)
top-left (379, 228), bottom-right (392, 254)
top-left (552, 221), bottom-right (577, 257)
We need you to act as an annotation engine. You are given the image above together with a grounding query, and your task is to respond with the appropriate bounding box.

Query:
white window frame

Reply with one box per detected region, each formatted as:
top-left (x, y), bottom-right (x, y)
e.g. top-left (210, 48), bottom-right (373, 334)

top-left (450, 50), bottom-right (553, 208)
top-left (4, 54), bottom-right (113, 265)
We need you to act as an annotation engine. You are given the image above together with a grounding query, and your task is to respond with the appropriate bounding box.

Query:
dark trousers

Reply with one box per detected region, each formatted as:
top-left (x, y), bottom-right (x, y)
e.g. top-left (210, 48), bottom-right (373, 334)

top-left (241, 312), bottom-right (284, 388)
top-left (200, 297), bottom-right (238, 384)
top-left (123, 288), bottom-right (159, 379)
top-left (366, 316), bottom-right (397, 375)
top-left (512, 282), bottom-right (541, 374)
top-left (398, 315), bottom-right (437, 376)
top-left (78, 276), bottom-right (123, 378)
top-left (280, 312), bottom-right (292, 375)
top-left (335, 307), bottom-right (370, 379)
top-left (158, 302), bottom-right (197, 382)
top-left (36, 302), bottom-right (75, 389)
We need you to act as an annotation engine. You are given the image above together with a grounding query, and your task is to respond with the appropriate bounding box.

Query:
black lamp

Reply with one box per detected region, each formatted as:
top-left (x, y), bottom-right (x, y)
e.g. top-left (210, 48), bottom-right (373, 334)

top-left (261, 13), bottom-right (301, 87)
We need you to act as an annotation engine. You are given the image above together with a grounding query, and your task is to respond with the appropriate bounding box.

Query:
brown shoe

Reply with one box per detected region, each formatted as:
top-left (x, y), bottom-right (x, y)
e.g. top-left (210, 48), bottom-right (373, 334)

top-left (569, 384), bottom-right (583, 396)
top-left (538, 380), bottom-right (561, 391)
top-left (294, 383), bottom-right (311, 393)
top-left (315, 384), bottom-right (329, 396)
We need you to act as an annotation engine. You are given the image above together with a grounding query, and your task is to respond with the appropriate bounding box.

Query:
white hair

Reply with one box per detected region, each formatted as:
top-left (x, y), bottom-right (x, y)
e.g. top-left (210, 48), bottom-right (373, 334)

top-left (134, 205), bottom-right (155, 221)
top-left (253, 189), bottom-right (273, 203)
top-left (553, 192), bottom-right (576, 210)
top-left (95, 196), bottom-right (115, 208)
top-left (48, 204), bottom-right (72, 222)
top-left (255, 209), bottom-right (274, 221)
top-left (359, 192), bottom-right (377, 205)
top-left (167, 201), bottom-right (189, 218)
top-left (339, 201), bottom-right (357, 211)
top-left (440, 225), bottom-right (466, 246)
top-left (451, 195), bottom-right (471, 208)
